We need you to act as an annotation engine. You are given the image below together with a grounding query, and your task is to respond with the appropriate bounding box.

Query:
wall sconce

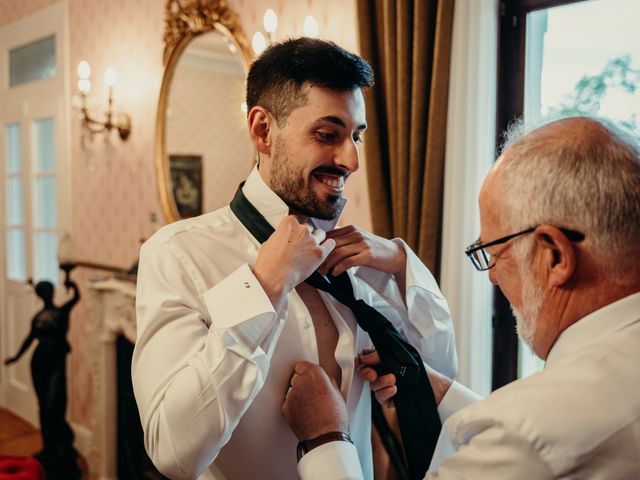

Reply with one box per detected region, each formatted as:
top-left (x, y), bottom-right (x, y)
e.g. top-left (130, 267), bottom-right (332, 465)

top-left (76, 60), bottom-right (131, 141)
top-left (252, 9), bottom-right (320, 55)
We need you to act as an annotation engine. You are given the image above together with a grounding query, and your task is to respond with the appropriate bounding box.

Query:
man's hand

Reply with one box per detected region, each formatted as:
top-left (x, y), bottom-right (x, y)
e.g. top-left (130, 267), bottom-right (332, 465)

top-left (253, 216), bottom-right (336, 311)
top-left (358, 350), bottom-right (398, 408)
top-left (358, 350), bottom-right (453, 408)
top-left (319, 226), bottom-right (407, 278)
top-left (282, 361), bottom-right (348, 441)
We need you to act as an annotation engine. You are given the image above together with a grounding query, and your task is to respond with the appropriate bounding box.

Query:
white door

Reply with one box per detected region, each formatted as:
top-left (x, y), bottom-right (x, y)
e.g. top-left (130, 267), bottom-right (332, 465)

top-left (0, 2), bottom-right (69, 425)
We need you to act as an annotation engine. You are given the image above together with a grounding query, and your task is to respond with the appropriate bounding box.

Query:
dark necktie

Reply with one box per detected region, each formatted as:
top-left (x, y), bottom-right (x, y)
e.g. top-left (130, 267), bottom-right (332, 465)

top-left (230, 183), bottom-right (441, 479)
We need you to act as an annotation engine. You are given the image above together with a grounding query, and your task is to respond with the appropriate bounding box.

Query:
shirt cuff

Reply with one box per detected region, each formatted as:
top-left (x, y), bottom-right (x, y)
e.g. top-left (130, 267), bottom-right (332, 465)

top-left (438, 380), bottom-right (482, 424)
top-left (400, 238), bottom-right (446, 300)
top-left (298, 441), bottom-right (364, 480)
top-left (202, 264), bottom-right (278, 349)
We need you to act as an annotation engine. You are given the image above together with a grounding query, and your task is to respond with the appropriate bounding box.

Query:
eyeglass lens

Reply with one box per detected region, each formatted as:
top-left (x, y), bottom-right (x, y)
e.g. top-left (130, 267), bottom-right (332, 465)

top-left (470, 247), bottom-right (491, 270)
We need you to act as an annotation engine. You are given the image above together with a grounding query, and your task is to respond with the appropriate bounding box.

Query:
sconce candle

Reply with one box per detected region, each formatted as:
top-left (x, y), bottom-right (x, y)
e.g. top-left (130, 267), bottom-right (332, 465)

top-left (76, 60), bottom-right (131, 142)
top-left (263, 9), bottom-right (277, 43)
top-left (252, 10), bottom-right (319, 56)
top-left (104, 67), bottom-right (117, 92)
top-left (77, 60), bottom-right (91, 94)
top-left (252, 9), bottom-right (278, 55)
top-left (77, 60), bottom-right (91, 80)
top-left (252, 32), bottom-right (267, 55)
top-left (78, 78), bottom-right (91, 95)
top-left (303, 15), bottom-right (319, 38)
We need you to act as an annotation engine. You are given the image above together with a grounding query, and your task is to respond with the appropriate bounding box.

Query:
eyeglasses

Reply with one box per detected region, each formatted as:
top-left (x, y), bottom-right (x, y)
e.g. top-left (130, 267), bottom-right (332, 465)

top-left (464, 226), bottom-right (585, 271)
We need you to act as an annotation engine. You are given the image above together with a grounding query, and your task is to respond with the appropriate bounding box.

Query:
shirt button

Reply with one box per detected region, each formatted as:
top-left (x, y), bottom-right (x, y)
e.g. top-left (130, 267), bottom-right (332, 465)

top-left (302, 321), bottom-right (311, 329)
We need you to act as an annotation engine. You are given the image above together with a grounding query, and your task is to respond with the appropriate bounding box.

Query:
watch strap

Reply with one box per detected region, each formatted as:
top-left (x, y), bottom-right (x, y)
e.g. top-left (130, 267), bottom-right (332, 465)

top-left (296, 431), bottom-right (353, 463)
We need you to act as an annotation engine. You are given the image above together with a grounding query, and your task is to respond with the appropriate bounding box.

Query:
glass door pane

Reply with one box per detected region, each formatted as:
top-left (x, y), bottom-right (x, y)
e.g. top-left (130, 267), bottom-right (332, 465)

top-left (6, 228), bottom-right (26, 281)
top-left (5, 123), bottom-right (26, 281)
top-left (32, 117), bottom-right (58, 283)
top-left (5, 123), bottom-right (21, 173)
top-left (33, 231), bottom-right (58, 283)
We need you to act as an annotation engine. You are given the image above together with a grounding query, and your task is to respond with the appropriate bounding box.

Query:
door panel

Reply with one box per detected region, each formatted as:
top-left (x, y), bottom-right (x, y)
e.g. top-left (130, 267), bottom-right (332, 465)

top-left (0, 3), bottom-right (68, 427)
top-left (4, 280), bottom-right (39, 423)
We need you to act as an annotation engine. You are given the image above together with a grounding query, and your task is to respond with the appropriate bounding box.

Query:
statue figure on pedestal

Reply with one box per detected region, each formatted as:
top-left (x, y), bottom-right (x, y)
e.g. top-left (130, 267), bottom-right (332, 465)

top-left (4, 267), bottom-right (82, 480)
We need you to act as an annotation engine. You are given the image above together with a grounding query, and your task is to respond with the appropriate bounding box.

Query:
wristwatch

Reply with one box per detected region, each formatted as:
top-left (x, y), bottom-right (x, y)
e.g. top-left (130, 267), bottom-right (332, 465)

top-left (296, 431), bottom-right (353, 463)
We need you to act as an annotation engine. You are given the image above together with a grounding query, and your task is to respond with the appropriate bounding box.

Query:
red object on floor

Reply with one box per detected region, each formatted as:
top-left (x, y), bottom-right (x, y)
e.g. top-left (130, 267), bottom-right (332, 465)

top-left (0, 456), bottom-right (45, 480)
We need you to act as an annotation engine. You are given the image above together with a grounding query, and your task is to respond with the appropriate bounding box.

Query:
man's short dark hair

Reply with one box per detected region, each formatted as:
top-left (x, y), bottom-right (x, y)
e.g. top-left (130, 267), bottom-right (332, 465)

top-left (246, 37), bottom-right (374, 126)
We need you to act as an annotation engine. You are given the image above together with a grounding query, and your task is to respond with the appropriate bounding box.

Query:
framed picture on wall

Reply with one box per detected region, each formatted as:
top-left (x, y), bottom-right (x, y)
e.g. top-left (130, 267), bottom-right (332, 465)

top-left (169, 154), bottom-right (203, 218)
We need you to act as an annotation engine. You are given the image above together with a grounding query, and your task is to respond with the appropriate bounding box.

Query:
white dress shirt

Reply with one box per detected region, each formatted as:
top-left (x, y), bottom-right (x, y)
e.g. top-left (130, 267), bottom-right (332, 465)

top-left (301, 292), bottom-right (640, 479)
top-left (132, 167), bottom-right (458, 480)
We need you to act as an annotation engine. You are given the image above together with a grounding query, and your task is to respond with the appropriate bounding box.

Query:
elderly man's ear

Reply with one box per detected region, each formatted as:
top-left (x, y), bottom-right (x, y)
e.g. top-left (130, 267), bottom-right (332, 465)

top-left (247, 106), bottom-right (273, 156)
top-left (534, 225), bottom-right (578, 288)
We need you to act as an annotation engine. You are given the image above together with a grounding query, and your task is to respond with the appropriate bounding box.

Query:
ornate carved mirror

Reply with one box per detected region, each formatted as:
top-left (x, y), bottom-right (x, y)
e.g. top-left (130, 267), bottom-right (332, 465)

top-left (155, 0), bottom-right (254, 222)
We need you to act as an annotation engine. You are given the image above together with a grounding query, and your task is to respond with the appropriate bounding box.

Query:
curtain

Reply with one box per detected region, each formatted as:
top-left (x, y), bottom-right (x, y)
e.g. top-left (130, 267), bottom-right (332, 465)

top-left (357, 0), bottom-right (455, 280)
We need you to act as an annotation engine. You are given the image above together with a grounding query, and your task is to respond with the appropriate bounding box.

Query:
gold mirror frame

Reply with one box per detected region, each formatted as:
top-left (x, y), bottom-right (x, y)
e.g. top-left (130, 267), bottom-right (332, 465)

top-left (155, 0), bottom-right (252, 223)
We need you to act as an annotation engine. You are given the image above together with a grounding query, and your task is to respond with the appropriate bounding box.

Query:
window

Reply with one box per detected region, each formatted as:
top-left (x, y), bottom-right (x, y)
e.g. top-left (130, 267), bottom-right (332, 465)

top-left (495, 0), bottom-right (640, 386)
top-left (9, 35), bottom-right (56, 88)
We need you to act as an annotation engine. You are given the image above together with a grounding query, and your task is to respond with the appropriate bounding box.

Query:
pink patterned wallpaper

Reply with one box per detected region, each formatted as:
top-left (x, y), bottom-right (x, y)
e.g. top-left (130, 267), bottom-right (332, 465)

top-left (0, 0), bottom-right (59, 26)
top-left (68, 0), bottom-right (165, 428)
top-left (167, 61), bottom-right (254, 213)
top-left (0, 0), bottom-right (370, 429)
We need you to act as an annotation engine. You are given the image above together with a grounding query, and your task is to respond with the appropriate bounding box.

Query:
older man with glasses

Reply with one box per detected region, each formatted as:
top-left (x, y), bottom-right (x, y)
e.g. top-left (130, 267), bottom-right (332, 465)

top-left (281, 116), bottom-right (640, 479)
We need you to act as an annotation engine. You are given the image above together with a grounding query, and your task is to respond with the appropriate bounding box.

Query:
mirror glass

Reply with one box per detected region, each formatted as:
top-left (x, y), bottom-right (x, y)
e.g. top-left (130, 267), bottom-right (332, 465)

top-left (164, 28), bottom-right (254, 218)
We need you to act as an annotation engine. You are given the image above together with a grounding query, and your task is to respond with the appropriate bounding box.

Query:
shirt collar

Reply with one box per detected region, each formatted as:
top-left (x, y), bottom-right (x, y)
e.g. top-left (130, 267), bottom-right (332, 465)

top-left (545, 291), bottom-right (640, 367)
top-left (241, 165), bottom-right (344, 231)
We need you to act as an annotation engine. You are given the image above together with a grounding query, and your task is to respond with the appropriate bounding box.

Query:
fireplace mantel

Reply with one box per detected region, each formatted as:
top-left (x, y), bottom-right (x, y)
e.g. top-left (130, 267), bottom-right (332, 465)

top-left (86, 277), bottom-right (136, 480)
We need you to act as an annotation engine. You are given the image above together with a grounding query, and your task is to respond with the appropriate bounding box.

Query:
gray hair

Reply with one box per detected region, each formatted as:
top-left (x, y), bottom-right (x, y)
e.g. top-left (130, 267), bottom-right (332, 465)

top-left (493, 116), bottom-right (640, 279)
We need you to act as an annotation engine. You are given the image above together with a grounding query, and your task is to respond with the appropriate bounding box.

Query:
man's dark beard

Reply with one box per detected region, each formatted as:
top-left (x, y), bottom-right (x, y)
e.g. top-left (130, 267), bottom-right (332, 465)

top-left (286, 187), bottom-right (344, 220)
top-left (270, 139), bottom-right (346, 220)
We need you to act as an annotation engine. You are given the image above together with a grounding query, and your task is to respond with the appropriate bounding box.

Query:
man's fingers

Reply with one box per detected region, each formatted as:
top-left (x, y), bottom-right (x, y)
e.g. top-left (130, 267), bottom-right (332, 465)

top-left (375, 385), bottom-right (397, 406)
top-left (325, 225), bottom-right (357, 240)
top-left (279, 214), bottom-right (301, 229)
top-left (293, 361), bottom-right (310, 375)
top-left (311, 228), bottom-right (326, 244)
top-left (359, 349), bottom-right (381, 366)
top-left (358, 366), bottom-right (378, 382)
top-left (319, 243), bottom-right (360, 275)
top-left (371, 373), bottom-right (396, 393)
top-left (330, 252), bottom-right (367, 276)
top-left (293, 360), bottom-right (323, 377)
top-left (320, 238), bottom-right (336, 258)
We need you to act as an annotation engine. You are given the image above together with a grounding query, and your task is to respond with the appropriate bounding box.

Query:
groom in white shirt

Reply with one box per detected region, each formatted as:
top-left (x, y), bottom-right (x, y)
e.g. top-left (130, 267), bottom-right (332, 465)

top-left (284, 116), bottom-right (640, 479)
top-left (133, 38), bottom-right (457, 480)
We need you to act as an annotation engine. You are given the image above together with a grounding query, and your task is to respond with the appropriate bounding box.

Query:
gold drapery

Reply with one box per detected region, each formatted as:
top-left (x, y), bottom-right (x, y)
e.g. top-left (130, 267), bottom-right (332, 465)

top-left (357, 0), bottom-right (455, 280)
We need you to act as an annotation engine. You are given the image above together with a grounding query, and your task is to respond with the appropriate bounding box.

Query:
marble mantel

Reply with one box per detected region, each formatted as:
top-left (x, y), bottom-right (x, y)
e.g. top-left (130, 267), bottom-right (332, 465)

top-left (86, 277), bottom-right (137, 480)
